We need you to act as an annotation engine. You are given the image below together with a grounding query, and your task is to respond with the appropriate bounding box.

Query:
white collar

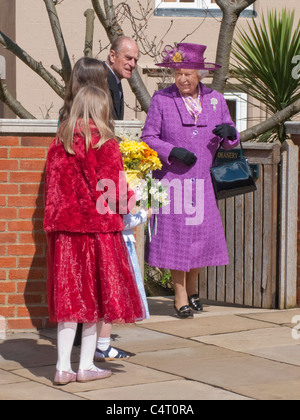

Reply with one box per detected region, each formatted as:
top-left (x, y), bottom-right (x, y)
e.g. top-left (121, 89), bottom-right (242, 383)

top-left (105, 62), bottom-right (121, 85)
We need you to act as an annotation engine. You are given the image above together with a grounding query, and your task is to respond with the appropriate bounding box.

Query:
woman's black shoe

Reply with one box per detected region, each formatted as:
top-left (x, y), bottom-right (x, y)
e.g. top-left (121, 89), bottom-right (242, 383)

top-left (174, 303), bottom-right (194, 319)
top-left (188, 295), bottom-right (204, 312)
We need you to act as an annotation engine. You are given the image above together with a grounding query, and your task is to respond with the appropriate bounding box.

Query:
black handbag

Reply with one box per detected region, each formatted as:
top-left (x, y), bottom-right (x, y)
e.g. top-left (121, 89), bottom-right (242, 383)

top-left (210, 141), bottom-right (257, 200)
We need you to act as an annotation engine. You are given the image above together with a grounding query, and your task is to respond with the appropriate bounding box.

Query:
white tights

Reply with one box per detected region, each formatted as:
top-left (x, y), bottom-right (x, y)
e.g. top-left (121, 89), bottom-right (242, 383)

top-left (57, 322), bottom-right (103, 373)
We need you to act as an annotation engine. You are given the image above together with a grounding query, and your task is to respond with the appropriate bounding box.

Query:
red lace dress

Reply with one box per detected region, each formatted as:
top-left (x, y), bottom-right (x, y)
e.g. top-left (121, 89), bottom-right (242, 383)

top-left (44, 123), bottom-right (146, 324)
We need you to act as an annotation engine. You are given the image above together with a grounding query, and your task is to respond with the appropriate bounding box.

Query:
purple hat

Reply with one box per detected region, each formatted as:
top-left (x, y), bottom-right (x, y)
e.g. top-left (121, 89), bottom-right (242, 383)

top-left (156, 43), bottom-right (221, 71)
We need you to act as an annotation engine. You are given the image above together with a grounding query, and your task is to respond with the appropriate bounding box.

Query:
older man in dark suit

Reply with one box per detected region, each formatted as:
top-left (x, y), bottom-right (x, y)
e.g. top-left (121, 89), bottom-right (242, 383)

top-left (106, 37), bottom-right (140, 120)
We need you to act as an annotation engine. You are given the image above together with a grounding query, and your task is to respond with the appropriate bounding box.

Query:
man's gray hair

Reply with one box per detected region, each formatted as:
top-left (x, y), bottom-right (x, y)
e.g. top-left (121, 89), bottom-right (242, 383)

top-left (110, 36), bottom-right (138, 55)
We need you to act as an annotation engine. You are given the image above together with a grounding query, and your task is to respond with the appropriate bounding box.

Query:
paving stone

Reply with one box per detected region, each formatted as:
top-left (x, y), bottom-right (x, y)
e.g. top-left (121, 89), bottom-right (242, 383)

top-left (0, 334), bottom-right (79, 370)
top-left (238, 309), bottom-right (300, 327)
top-left (129, 345), bottom-right (300, 400)
top-left (235, 380), bottom-right (300, 400)
top-left (112, 325), bottom-right (199, 354)
top-left (0, 381), bottom-right (84, 400)
top-left (195, 327), bottom-right (300, 366)
top-left (0, 369), bottom-right (28, 385)
top-left (141, 315), bottom-right (278, 338)
top-left (14, 359), bottom-right (179, 394)
top-left (76, 379), bottom-right (251, 401)
top-left (1, 302), bottom-right (300, 400)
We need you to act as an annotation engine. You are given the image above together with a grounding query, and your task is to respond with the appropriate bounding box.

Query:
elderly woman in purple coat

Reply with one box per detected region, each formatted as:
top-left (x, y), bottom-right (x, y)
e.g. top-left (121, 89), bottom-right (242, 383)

top-left (142, 43), bottom-right (240, 319)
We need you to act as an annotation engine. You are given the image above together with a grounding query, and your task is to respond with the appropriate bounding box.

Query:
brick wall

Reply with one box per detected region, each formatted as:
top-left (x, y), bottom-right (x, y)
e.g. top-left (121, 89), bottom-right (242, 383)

top-left (0, 135), bottom-right (53, 331)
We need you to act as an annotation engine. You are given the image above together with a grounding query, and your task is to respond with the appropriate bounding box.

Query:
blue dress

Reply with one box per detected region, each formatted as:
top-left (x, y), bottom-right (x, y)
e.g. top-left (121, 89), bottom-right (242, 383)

top-left (123, 211), bottom-right (150, 319)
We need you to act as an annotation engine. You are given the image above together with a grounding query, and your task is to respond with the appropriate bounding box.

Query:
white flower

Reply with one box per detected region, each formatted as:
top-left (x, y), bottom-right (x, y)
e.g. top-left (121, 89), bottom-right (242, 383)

top-left (149, 187), bottom-right (157, 195)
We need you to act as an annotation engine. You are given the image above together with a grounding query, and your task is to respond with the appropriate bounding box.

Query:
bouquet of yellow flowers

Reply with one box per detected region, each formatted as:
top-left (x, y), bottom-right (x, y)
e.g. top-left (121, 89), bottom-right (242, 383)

top-left (119, 138), bottom-right (162, 176)
top-left (119, 136), bottom-right (169, 211)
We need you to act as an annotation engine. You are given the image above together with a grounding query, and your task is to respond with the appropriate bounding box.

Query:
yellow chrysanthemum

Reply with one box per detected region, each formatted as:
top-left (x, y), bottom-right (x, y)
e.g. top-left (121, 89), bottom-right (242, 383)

top-left (119, 138), bottom-right (162, 178)
top-left (173, 52), bottom-right (183, 63)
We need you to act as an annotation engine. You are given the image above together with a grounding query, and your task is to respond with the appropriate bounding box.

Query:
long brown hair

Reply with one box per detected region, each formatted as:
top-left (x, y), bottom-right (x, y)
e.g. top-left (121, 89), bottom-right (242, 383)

top-left (57, 85), bottom-right (115, 155)
top-left (60, 57), bottom-right (113, 131)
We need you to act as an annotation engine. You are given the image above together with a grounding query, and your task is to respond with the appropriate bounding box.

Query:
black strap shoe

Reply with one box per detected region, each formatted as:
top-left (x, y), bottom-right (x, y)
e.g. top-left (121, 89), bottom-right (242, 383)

top-left (174, 303), bottom-right (194, 319)
top-left (188, 295), bottom-right (204, 312)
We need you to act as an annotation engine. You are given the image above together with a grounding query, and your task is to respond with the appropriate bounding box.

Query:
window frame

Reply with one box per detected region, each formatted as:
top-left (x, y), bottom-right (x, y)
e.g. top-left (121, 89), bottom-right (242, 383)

top-left (155, 0), bottom-right (200, 10)
top-left (155, 0), bottom-right (253, 11)
top-left (0, 56), bottom-right (6, 80)
top-left (201, 0), bottom-right (219, 9)
top-left (224, 92), bottom-right (248, 133)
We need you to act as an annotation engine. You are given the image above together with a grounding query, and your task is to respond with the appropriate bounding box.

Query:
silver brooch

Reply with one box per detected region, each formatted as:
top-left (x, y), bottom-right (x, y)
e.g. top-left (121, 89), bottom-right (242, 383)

top-left (211, 98), bottom-right (218, 112)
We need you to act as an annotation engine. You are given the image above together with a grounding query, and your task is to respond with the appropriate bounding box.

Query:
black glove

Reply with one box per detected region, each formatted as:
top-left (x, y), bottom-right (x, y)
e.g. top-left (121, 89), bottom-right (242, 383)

top-left (169, 147), bottom-right (197, 166)
top-left (213, 124), bottom-right (237, 140)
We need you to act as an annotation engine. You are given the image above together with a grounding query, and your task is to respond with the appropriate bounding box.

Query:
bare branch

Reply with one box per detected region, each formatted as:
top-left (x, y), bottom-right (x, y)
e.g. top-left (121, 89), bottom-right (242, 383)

top-left (39, 102), bottom-right (54, 119)
top-left (104, 0), bottom-right (116, 22)
top-left (180, 19), bottom-right (206, 43)
top-left (84, 9), bottom-right (95, 57)
top-left (0, 79), bottom-right (35, 119)
top-left (91, 0), bottom-right (110, 29)
top-left (0, 30), bottom-right (65, 98)
top-left (241, 99), bottom-right (300, 142)
top-left (43, 0), bottom-right (72, 84)
top-left (51, 64), bottom-right (63, 78)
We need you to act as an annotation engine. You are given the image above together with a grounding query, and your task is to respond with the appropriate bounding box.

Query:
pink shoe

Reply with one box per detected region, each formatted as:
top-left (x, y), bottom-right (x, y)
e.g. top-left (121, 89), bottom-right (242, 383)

top-left (76, 368), bottom-right (112, 383)
top-left (54, 370), bottom-right (77, 386)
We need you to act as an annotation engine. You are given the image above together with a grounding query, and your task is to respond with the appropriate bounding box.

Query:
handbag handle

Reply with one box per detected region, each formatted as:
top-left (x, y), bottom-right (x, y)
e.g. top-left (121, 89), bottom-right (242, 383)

top-left (213, 138), bottom-right (244, 163)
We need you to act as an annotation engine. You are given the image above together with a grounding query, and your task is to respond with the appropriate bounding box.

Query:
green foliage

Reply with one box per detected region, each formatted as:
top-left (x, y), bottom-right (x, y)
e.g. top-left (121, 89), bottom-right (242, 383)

top-left (231, 9), bottom-right (300, 142)
top-left (144, 263), bottom-right (174, 297)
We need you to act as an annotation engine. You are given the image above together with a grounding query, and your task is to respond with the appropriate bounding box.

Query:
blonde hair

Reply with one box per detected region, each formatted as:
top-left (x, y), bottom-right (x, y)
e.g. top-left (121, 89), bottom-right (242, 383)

top-left (57, 85), bottom-right (115, 155)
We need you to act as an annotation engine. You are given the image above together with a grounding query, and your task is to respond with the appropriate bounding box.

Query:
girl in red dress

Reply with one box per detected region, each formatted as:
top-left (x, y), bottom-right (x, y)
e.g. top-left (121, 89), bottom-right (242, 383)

top-left (44, 85), bottom-right (145, 385)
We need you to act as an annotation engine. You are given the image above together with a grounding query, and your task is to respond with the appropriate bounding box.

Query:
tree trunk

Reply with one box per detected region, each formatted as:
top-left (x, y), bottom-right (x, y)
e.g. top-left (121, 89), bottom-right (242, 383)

top-left (212, 0), bottom-right (257, 93)
top-left (241, 99), bottom-right (300, 141)
top-left (212, 7), bottom-right (238, 93)
top-left (84, 9), bottom-right (95, 57)
top-left (0, 79), bottom-right (35, 119)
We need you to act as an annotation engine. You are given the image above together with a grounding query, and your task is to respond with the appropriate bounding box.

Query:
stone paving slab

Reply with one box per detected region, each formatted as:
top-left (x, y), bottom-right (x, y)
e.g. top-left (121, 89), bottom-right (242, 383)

top-left (110, 325), bottom-right (199, 354)
top-left (129, 345), bottom-right (247, 378)
top-left (0, 369), bottom-right (28, 385)
top-left (140, 314), bottom-right (279, 338)
top-left (0, 379), bottom-right (84, 400)
top-left (75, 379), bottom-right (251, 401)
top-left (194, 327), bottom-right (300, 366)
top-left (234, 381), bottom-right (300, 401)
top-left (14, 360), bottom-right (179, 394)
top-left (237, 309), bottom-right (300, 328)
top-left (0, 334), bottom-right (79, 370)
top-left (129, 345), bottom-right (300, 400)
top-left (1, 301), bottom-right (300, 400)
top-left (144, 297), bottom-right (275, 324)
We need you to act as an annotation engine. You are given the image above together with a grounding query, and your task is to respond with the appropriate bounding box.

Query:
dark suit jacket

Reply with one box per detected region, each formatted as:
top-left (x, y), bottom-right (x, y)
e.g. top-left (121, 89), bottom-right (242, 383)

top-left (107, 66), bottom-right (124, 121)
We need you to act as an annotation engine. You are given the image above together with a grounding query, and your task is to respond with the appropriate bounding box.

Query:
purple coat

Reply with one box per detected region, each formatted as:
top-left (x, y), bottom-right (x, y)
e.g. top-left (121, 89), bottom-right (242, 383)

top-left (141, 83), bottom-right (240, 271)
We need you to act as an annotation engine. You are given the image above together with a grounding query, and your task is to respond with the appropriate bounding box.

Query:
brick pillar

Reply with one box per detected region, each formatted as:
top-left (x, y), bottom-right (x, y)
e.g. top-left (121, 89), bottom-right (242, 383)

top-left (0, 135), bottom-right (53, 330)
top-left (290, 134), bottom-right (300, 307)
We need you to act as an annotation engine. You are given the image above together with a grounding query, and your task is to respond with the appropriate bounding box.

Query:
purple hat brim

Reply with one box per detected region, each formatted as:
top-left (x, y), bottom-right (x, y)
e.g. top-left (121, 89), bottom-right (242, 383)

top-left (155, 62), bottom-right (221, 71)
